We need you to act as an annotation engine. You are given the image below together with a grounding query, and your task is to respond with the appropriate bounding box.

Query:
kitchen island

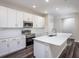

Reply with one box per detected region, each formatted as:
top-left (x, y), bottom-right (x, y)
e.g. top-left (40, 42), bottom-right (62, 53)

top-left (33, 33), bottom-right (72, 58)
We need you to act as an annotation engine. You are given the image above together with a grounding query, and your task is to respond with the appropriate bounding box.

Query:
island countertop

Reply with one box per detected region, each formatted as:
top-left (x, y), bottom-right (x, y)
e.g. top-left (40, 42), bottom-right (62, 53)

top-left (33, 33), bottom-right (72, 46)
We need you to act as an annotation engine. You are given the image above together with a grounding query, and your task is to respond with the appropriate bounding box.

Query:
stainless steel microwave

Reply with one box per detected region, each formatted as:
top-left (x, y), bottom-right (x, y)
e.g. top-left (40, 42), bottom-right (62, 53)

top-left (23, 21), bottom-right (33, 28)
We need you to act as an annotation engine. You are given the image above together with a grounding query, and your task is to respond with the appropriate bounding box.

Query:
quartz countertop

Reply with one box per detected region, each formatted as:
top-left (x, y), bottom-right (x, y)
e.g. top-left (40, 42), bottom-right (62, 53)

top-left (33, 33), bottom-right (72, 46)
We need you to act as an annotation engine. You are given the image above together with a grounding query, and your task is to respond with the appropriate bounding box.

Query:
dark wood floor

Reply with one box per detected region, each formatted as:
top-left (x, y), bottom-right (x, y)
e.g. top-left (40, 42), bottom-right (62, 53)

top-left (2, 47), bottom-right (34, 58)
top-left (60, 42), bottom-right (79, 58)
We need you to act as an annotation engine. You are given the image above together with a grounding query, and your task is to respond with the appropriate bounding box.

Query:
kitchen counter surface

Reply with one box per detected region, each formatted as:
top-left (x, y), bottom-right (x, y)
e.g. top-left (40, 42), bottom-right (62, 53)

top-left (34, 33), bottom-right (72, 46)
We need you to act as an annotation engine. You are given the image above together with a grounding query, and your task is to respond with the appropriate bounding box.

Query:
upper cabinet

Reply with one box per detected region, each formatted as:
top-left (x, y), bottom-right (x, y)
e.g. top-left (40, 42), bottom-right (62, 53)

top-left (23, 12), bottom-right (33, 22)
top-left (33, 15), bottom-right (45, 28)
top-left (33, 15), bottom-right (38, 28)
top-left (0, 6), bottom-right (45, 28)
top-left (7, 8), bottom-right (17, 28)
top-left (16, 10), bottom-right (23, 28)
top-left (0, 6), bottom-right (23, 28)
top-left (36, 16), bottom-right (45, 28)
top-left (23, 12), bottom-right (29, 22)
top-left (28, 14), bottom-right (33, 22)
top-left (7, 8), bottom-right (23, 28)
top-left (0, 6), bottom-right (7, 27)
top-left (23, 12), bottom-right (45, 28)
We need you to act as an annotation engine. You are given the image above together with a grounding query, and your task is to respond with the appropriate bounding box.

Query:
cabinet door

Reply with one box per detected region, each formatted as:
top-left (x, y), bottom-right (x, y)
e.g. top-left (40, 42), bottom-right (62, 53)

top-left (7, 8), bottom-right (17, 28)
top-left (33, 15), bottom-right (37, 28)
top-left (33, 15), bottom-right (45, 28)
top-left (41, 17), bottom-right (45, 28)
top-left (28, 14), bottom-right (33, 22)
top-left (0, 6), bottom-right (7, 27)
top-left (23, 12), bottom-right (29, 21)
top-left (36, 16), bottom-right (44, 28)
top-left (36, 16), bottom-right (41, 28)
top-left (16, 36), bottom-right (26, 50)
top-left (16, 10), bottom-right (23, 27)
top-left (38, 17), bottom-right (45, 28)
top-left (0, 39), bottom-right (9, 57)
top-left (8, 38), bottom-right (18, 53)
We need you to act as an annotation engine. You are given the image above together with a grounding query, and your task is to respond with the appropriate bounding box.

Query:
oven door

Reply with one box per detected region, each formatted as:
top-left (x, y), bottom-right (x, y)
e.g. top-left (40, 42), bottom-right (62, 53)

top-left (26, 38), bottom-right (33, 47)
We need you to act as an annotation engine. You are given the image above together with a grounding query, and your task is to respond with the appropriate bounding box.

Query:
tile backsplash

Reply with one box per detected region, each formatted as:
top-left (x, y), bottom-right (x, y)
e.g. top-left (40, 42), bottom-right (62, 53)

top-left (23, 28), bottom-right (47, 37)
top-left (0, 28), bottom-right (47, 39)
top-left (31, 28), bottom-right (47, 37)
top-left (0, 29), bottom-right (22, 39)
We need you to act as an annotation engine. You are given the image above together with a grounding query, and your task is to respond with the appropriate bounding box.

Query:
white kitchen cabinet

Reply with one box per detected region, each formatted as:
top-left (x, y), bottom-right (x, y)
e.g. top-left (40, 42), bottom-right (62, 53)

top-left (33, 15), bottom-right (37, 28)
top-left (8, 38), bottom-right (18, 53)
top-left (0, 6), bottom-right (7, 27)
top-left (0, 5), bottom-right (45, 28)
top-left (23, 12), bottom-right (29, 21)
top-left (7, 8), bottom-right (17, 28)
top-left (0, 6), bottom-right (23, 28)
top-left (16, 36), bottom-right (26, 50)
top-left (23, 12), bottom-right (33, 22)
top-left (33, 15), bottom-right (45, 28)
top-left (24, 13), bottom-right (45, 28)
top-left (36, 16), bottom-right (45, 28)
top-left (16, 10), bottom-right (23, 27)
top-left (40, 17), bottom-right (45, 28)
top-left (28, 14), bottom-right (33, 22)
top-left (0, 39), bottom-right (9, 57)
top-left (0, 36), bottom-right (26, 57)
top-left (8, 36), bottom-right (26, 53)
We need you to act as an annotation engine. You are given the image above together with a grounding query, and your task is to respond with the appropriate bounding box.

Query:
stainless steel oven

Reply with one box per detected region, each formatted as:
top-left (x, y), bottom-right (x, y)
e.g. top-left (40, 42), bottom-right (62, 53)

top-left (22, 30), bottom-right (35, 48)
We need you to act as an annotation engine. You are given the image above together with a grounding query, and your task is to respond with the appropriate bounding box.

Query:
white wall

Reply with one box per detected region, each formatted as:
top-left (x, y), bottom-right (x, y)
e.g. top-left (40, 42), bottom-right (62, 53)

top-left (54, 16), bottom-right (63, 33)
top-left (63, 18), bottom-right (75, 33)
top-left (54, 14), bottom-right (79, 42)
top-left (23, 28), bottom-right (47, 37)
top-left (31, 28), bottom-right (47, 37)
top-left (73, 14), bottom-right (79, 42)
top-left (54, 17), bottom-right (75, 38)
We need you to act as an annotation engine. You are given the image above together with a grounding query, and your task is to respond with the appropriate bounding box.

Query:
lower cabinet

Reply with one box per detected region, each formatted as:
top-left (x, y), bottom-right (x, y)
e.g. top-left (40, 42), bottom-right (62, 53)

top-left (0, 39), bottom-right (9, 57)
top-left (8, 38), bottom-right (19, 53)
top-left (16, 37), bottom-right (26, 50)
top-left (0, 36), bottom-right (26, 57)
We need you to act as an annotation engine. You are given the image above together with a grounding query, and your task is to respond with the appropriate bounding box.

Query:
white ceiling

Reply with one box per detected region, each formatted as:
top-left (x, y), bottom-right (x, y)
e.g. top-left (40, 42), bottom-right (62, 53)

top-left (0, 0), bottom-right (79, 16)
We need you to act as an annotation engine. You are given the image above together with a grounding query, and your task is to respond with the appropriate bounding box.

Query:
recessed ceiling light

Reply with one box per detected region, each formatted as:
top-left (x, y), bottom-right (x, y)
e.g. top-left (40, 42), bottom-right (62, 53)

top-left (32, 5), bottom-right (36, 8)
top-left (45, 0), bottom-right (49, 2)
top-left (56, 8), bottom-right (59, 10)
